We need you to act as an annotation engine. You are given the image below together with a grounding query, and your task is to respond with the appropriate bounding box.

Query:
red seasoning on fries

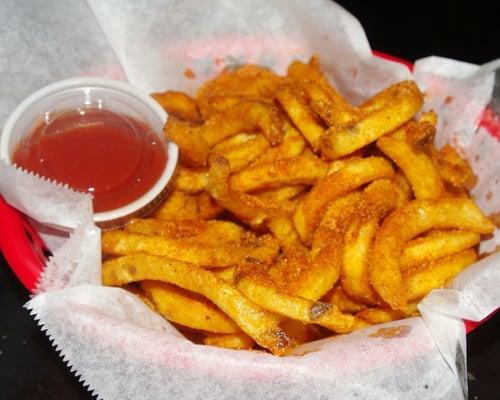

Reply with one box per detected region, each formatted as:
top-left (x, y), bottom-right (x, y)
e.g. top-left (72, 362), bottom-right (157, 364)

top-left (101, 57), bottom-right (494, 355)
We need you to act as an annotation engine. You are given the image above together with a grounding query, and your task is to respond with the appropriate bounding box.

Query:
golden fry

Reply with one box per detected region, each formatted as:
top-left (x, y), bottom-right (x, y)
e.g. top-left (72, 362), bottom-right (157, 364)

top-left (377, 122), bottom-right (445, 199)
top-left (294, 157), bottom-right (394, 244)
top-left (369, 199), bottom-right (494, 310)
top-left (212, 133), bottom-right (270, 172)
top-left (230, 155), bottom-right (327, 193)
top-left (404, 249), bottom-right (477, 301)
top-left (141, 280), bottom-right (239, 333)
top-left (196, 65), bottom-right (284, 99)
top-left (235, 267), bottom-right (354, 333)
top-left (320, 81), bottom-right (424, 159)
top-left (102, 254), bottom-right (294, 355)
top-left (322, 286), bottom-right (368, 314)
top-left (173, 166), bottom-right (208, 194)
top-left (200, 100), bottom-right (284, 146)
top-left (151, 91), bottom-right (202, 122)
top-left (400, 230), bottom-right (480, 271)
top-left (203, 332), bottom-right (255, 350)
top-left (125, 218), bottom-right (245, 246)
top-left (275, 83), bottom-right (325, 150)
top-left (164, 118), bottom-right (210, 167)
top-left (102, 230), bottom-right (279, 268)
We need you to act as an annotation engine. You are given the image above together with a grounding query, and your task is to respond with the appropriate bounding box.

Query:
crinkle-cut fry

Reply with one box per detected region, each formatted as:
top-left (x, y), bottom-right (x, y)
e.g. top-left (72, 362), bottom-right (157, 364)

top-left (141, 280), bottom-right (240, 333)
top-left (404, 249), bottom-right (477, 301)
top-left (101, 230), bottom-right (279, 268)
top-left (294, 157), bottom-right (394, 244)
top-left (377, 123), bottom-right (445, 199)
top-left (212, 133), bottom-right (270, 172)
top-left (197, 95), bottom-right (274, 119)
top-left (400, 230), bottom-right (480, 271)
top-left (102, 254), bottom-right (294, 355)
top-left (275, 83), bottom-right (326, 150)
top-left (230, 155), bottom-right (328, 193)
top-left (370, 199), bottom-right (494, 310)
top-left (151, 91), bottom-right (202, 122)
top-left (235, 267), bottom-right (355, 333)
top-left (125, 218), bottom-right (245, 246)
top-left (173, 166), bottom-right (208, 194)
top-left (320, 81), bottom-right (424, 159)
top-left (199, 100), bottom-right (284, 146)
top-left (164, 118), bottom-right (210, 167)
top-left (153, 190), bottom-right (199, 220)
top-left (356, 308), bottom-right (407, 325)
top-left (196, 65), bottom-right (284, 99)
top-left (203, 332), bottom-right (255, 350)
top-left (433, 144), bottom-right (477, 190)
top-left (322, 286), bottom-right (368, 314)
top-left (341, 179), bottom-right (400, 304)
top-left (207, 155), bottom-right (287, 226)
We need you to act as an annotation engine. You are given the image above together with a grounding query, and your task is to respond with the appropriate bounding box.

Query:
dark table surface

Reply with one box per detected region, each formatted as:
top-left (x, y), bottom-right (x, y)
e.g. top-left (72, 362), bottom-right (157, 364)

top-left (1, 1), bottom-right (499, 399)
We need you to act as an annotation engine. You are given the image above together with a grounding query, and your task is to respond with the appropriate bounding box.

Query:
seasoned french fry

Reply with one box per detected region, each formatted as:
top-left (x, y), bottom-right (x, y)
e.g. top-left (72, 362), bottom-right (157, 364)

top-left (173, 166), bottom-right (208, 194)
top-left (196, 65), bottom-right (284, 99)
top-left (294, 157), bottom-right (394, 244)
top-left (377, 122), bottom-right (445, 199)
top-left (404, 249), bottom-right (477, 301)
top-left (230, 155), bottom-right (327, 193)
top-left (275, 83), bottom-right (325, 150)
top-left (102, 254), bottom-right (294, 355)
top-left (400, 230), bottom-right (480, 271)
top-left (199, 100), bottom-right (284, 146)
top-left (320, 81), bottom-right (424, 159)
top-left (356, 308), bottom-right (407, 325)
top-left (151, 91), bottom-right (202, 122)
top-left (370, 199), bottom-right (494, 310)
top-left (212, 133), bottom-right (270, 172)
top-left (125, 218), bottom-right (246, 246)
top-left (203, 332), bottom-right (255, 350)
top-left (102, 230), bottom-right (280, 268)
top-left (153, 190), bottom-right (199, 220)
top-left (141, 280), bottom-right (240, 333)
top-left (250, 123), bottom-right (306, 166)
top-left (164, 118), bottom-right (210, 167)
top-left (322, 286), bottom-right (368, 314)
top-left (235, 267), bottom-right (355, 333)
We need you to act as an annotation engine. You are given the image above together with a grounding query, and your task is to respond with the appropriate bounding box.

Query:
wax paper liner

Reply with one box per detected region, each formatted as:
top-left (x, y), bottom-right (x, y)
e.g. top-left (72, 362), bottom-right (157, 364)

top-left (0, 0), bottom-right (499, 399)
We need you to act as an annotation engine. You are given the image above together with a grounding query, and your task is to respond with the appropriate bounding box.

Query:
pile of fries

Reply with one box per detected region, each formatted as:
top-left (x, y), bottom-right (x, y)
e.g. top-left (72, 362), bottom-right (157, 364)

top-left (101, 57), bottom-right (494, 355)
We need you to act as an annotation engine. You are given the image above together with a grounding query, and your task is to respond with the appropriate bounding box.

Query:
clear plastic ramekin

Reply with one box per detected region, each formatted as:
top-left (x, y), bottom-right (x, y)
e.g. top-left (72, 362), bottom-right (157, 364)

top-left (0, 77), bottom-right (178, 229)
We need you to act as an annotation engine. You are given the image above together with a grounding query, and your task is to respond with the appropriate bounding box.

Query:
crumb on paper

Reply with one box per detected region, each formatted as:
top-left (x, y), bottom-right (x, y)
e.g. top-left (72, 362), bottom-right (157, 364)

top-left (474, 154), bottom-right (480, 162)
top-left (486, 191), bottom-right (493, 200)
top-left (184, 68), bottom-right (196, 79)
top-left (444, 95), bottom-right (453, 105)
top-left (348, 66), bottom-right (357, 78)
top-left (214, 57), bottom-right (224, 66)
top-left (369, 325), bottom-right (411, 339)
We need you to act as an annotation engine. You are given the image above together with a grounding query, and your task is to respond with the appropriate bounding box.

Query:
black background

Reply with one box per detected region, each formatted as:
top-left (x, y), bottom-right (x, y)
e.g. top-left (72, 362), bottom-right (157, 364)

top-left (1, 1), bottom-right (499, 399)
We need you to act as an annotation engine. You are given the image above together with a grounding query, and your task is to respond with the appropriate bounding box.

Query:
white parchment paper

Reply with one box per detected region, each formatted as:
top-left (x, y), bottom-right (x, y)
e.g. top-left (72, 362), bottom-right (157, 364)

top-left (0, 1), bottom-right (499, 399)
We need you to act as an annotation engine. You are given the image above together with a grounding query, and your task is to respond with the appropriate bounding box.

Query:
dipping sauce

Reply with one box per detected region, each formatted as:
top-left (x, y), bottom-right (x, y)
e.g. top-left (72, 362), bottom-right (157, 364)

top-left (12, 108), bottom-right (167, 213)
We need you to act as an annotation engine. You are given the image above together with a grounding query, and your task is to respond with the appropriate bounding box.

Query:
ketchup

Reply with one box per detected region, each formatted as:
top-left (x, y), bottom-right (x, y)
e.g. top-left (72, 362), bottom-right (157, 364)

top-left (12, 108), bottom-right (167, 213)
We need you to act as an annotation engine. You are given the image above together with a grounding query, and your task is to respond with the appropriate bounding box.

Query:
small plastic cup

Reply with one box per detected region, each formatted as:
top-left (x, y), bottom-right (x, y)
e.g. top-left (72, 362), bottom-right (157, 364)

top-left (0, 77), bottom-right (178, 229)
